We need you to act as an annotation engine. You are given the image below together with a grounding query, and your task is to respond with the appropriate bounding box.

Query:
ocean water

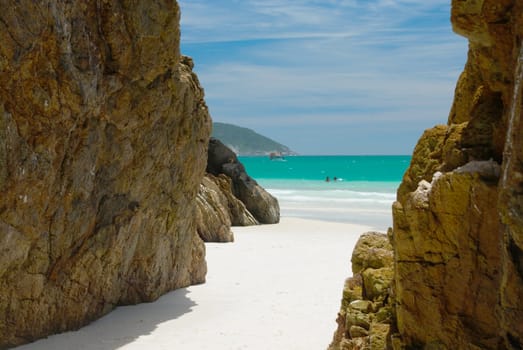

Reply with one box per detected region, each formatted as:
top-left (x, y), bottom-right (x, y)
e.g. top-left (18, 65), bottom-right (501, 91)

top-left (238, 155), bottom-right (411, 231)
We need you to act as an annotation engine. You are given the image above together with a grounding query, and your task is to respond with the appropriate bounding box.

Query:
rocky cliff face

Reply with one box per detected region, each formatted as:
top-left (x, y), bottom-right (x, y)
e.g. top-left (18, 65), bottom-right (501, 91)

top-left (0, 1), bottom-right (210, 347)
top-left (391, 1), bottom-right (523, 348)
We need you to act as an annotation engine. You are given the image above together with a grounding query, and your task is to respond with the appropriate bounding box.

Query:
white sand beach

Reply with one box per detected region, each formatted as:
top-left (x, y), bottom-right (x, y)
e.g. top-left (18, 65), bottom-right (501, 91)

top-left (16, 218), bottom-right (373, 350)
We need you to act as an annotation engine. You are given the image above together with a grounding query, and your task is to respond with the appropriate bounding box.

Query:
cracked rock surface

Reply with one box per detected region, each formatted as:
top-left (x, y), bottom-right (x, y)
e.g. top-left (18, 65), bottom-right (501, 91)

top-left (0, 1), bottom-right (210, 347)
top-left (390, 1), bottom-right (523, 348)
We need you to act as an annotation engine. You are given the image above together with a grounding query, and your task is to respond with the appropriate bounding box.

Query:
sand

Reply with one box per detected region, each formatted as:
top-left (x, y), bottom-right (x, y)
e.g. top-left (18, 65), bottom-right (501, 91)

top-left (15, 217), bottom-right (372, 350)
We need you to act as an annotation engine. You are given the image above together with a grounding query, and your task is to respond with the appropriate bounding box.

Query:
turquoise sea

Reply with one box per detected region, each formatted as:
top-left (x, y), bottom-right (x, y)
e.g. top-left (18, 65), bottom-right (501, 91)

top-left (238, 155), bottom-right (411, 231)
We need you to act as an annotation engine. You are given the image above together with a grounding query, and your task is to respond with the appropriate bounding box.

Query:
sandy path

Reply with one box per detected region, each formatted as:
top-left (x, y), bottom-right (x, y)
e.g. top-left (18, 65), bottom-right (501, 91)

top-left (15, 218), bottom-right (371, 350)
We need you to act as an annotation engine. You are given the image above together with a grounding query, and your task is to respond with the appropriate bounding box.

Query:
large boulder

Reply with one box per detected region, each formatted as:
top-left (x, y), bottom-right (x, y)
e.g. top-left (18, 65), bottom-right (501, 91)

top-left (207, 138), bottom-right (280, 224)
top-left (389, 1), bottom-right (523, 348)
top-left (195, 175), bottom-right (235, 243)
top-left (0, 1), bottom-right (210, 347)
top-left (195, 174), bottom-right (258, 242)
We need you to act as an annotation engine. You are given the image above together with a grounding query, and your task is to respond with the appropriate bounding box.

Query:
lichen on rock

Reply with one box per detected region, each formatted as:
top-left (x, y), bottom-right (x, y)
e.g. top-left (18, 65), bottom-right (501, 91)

top-left (196, 173), bottom-right (259, 242)
top-left (195, 139), bottom-right (280, 242)
top-left (389, 1), bottom-right (523, 348)
top-left (329, 232), bottom-right (394, 350)
top-left (332, 2), bottom-right (523, 348)
top-left (0, 1), bottom-right (211, 347)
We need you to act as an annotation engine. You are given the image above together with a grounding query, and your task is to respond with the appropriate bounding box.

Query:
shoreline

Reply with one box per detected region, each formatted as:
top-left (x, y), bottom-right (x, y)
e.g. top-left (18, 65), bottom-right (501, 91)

top-left (15, 217), bottom-right (374, 350)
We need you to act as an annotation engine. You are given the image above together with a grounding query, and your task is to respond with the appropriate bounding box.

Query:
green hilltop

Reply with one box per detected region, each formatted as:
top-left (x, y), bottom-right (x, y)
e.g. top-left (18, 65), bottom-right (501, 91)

top-left (211, 122), bottom-right (294, 156)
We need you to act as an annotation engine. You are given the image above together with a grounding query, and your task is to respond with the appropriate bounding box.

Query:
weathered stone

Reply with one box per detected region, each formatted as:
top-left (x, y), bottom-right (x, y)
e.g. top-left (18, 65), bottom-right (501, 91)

top-left (410, 180), bottom-right (432, 209)
top-left (393, 172), bottom-right (503, 349)
top-left (341, 275), bottom-right (364, 310)
top-left (195, 175), bottom-right (235, 243)
top-left (196, 172), bottom-right (262, 242)
top-left (390, 1), bottom-right (523, 348)
top-left (329, 233), bottom-right (394, 350)
top-left (207, 137), bottom-right (239, 175)
top-left (197, 137), bottom-right (280, 239)
top-left (369, 323), bottom-right (390, 350)
top-left (454, 159), bottom-right (501, 181)
top-left (349, 300), bottom-right (373, 313)
top-left (375, 305), bottom-right (392, 323)
top-left (350, 326), bottom-right (370, 338)
top-left (207, 138), bottom-right (280, 224)
top-left (341, 338), bottom-right (369, 350)
top-left (396, 125), bottom-right (449, 203)
top-left (346, 310), bottom-right (371, 331)
top-left (351, 232), bottom-right (393, 274)
top-left (0, 1), bottom-right (210, 347)
top-left (362, 267), bottom-right (393, 302)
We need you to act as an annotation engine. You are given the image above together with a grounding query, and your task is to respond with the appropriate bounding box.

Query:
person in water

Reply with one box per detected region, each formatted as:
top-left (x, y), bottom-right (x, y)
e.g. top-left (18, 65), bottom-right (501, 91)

top-left (325, 176), bottom-right (330, 182)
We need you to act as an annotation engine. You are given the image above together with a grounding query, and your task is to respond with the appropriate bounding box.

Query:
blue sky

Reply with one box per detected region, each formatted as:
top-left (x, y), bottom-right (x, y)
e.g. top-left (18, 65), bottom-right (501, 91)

top-left (178, 0), bottom-right (468, 155)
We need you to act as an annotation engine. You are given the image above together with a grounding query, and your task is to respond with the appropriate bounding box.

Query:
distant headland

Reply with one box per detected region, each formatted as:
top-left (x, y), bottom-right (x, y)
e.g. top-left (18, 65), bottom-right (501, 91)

top-left (212, 122), bottom-right (296, 156)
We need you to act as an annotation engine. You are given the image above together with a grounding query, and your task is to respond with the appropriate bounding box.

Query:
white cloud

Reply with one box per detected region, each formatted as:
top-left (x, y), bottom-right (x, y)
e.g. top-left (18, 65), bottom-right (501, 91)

top-left (178, 0), bottom-right (468, 154)
top-left (180, 0), bottom-right (451, 43)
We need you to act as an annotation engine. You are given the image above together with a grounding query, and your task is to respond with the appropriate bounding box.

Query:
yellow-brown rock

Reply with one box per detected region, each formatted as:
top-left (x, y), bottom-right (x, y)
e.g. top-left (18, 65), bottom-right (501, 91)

top-left (196, 174), bottom-right (236, 243)
top-left (329, 233), bottom-right (393, 350)
top-left (393, 170), bottom-right (503, 348)
top-left (195, 173), bottom-right (258, 242)
top-left (391, 1), bottom-right (523, 348)
top-left (0, 1), bottom-right (211, 348)
top-left (351, 231), bottom-right (393, 273)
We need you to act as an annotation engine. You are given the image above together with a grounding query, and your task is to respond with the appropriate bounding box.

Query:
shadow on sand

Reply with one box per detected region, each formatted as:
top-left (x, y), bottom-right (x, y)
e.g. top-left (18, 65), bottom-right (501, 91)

top-left (15, 287), bottom-right (196, 350)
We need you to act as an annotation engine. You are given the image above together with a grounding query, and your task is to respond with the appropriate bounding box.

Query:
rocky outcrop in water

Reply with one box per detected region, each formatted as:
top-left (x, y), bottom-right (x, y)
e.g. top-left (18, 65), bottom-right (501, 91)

top-left (0, 1), bottom-right (210, 347)
top-left (206, 138), bottom-right (280, 225)
top-left (390, 1), bottom-right (523, 348)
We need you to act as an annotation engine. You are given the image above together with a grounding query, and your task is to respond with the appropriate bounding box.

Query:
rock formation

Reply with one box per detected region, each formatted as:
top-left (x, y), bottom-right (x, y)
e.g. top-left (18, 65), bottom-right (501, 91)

top-left (206, 138), bottom-right (280, 225)
top-left (195, 138), bottom-right (280, 242)
top-left (331, 1), bottom-right (523, 349)
top-left (195, 173), bottom-right (258, 242)
top-left (0, 1), bottom-right (210, 347)
top-left (390, 1), bottom-right (523, 348)
top-left (329, 232), bottom-right (394, 350)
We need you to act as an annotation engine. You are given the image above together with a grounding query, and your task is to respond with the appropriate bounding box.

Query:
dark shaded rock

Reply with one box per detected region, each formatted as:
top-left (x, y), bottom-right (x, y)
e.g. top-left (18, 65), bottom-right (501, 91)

top-left (207, 137), bottom-right (241, 175)
top-left (207, 138), bottom-right (280, 224)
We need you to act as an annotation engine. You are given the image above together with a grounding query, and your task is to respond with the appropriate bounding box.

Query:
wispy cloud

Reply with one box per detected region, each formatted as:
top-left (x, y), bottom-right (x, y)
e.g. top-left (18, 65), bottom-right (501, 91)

top-left (179, 0), bottom-right (467, 155)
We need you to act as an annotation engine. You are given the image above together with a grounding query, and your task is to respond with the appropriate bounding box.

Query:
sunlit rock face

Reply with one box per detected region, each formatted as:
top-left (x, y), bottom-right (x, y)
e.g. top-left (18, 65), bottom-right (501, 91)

top-left (196, 173), bottom-right (259, 243)
top-left (0, 1), bottom-right (211, 347)
top-left (391, 0), bottom-right (523, 348)
top-left (328, 232), bottom-right (394, 350)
